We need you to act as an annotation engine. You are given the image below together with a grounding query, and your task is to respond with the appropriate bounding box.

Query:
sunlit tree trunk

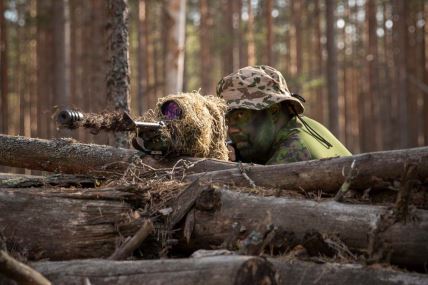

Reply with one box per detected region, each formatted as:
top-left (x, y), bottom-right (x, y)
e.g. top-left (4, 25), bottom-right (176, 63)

top-left (137, 0), bottom-right (147, 114)
top-left (265, 0), bottom-right (273, 66)
top-left (246, 0), bottom-right (255, 66)
top-left (53, 0), bottom-right (71, 111)
top-left (106, 0), bottom-right (131, 147)
top-left (199, 0), bottom-right (214, 94)
top-left (325, 0), bottom-right (339, 137)
top-left (164, 0), bottom-right (186, 94)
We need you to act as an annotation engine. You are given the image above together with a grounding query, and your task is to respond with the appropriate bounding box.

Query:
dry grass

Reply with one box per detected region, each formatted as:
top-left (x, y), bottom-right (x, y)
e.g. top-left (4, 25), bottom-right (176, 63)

top-left (140, 92), bottom-right (229, 160)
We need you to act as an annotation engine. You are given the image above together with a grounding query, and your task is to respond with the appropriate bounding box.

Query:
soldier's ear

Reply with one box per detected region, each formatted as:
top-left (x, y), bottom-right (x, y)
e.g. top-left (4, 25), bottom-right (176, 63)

top-left (269, 104), bottom-right (281, 123)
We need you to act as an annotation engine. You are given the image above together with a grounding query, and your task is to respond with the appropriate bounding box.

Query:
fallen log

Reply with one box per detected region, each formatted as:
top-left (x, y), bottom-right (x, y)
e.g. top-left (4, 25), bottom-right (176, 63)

top-left (0, 186), bottom-right (144, 260)
top-left (187, 146), bottom-right (428, 192)
top-left (0, 134), bottom-right (235, 177)
top-left (270, 259), bottom-right (428, 285)
top-left (1, 135), bottom-right (427, 194)
top-left (0, 173), bottom-right (98, 188)
top-left (180, 188), bottom-right (428, 269)
top-left (15, 256), bottom-right (276, 285)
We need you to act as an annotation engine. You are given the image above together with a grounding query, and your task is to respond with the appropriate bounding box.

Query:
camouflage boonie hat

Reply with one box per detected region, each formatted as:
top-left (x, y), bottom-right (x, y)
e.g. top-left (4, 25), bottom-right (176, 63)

top-left (216, 65), bottom-right (304, 114)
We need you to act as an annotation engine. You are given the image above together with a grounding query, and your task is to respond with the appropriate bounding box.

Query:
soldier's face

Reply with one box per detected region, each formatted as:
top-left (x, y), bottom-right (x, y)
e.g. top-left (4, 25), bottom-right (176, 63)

top-left (226, 108), bottom-right (276, 163)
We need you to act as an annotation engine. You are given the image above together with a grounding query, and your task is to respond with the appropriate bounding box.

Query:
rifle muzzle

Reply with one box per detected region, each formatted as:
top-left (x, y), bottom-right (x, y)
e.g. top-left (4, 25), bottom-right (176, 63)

top-left (57, 110), bottom-right (84, 127)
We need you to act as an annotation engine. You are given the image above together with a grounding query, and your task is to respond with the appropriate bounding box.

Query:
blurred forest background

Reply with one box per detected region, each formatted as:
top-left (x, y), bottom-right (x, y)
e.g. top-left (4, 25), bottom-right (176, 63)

top-left (0, 0), bottom-right (427, 154)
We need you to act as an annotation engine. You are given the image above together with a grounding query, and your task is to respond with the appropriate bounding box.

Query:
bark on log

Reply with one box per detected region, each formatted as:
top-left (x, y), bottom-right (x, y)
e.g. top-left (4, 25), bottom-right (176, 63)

top-left (19, 256), bottom-right (277, 285)
top-left (270, 259), bottom-right (428, 285)
top-left (0, 187), bottom-right (144, 260)
top-left (0, 135), bottom-right (234, 176)
top-left (187, 146), bottom-right (428, 192)
top-left (183, 188), bottom-right (428, 269)
top-left (2, 135), bottom-right (427, 194)
top-left (0, 173), bottom-right (98, 188)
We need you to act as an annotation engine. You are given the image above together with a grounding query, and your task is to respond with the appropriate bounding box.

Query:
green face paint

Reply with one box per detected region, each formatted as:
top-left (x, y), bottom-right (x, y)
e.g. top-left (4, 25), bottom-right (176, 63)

top-left (226, 108), bottom-right (276, 164)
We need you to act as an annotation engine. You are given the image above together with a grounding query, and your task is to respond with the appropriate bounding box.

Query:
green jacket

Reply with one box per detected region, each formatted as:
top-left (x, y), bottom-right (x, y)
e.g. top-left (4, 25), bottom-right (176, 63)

top-left (267, 116), bottom-right (351, 164)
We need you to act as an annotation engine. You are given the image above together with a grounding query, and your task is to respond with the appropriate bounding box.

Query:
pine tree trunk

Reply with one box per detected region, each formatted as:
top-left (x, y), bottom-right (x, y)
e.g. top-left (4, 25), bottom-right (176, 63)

top-left (106, 0), bottom-right (131, 148)
top-left (0, 0), bottom-right (8, 134)
top-left (246, 0), bottom-right (255, 66)
top-left (392, 1), bottom-right (409, 148)
top-left (137, 0), bottom-right (147, 114)
top-left (164, 0), bottom-right (186, 95)
top-left (325, 0), bottom-right (340, 137)
top-left (199, 0), bottom-right (213, 94)
top-left (265, 0), bottom-right (273, 66)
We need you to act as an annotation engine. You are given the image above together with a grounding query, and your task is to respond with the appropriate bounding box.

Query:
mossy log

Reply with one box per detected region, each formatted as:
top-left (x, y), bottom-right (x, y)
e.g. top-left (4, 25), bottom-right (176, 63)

top-left (181, 188), bottom-right (428, 269)
top-left (0, 186), bottom-right (144, 260)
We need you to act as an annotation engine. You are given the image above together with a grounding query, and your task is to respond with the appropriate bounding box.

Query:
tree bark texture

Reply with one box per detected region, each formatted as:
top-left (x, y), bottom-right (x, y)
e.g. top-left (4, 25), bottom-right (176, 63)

top-left (188, 146), bottom-right (428, 192)
top-left (0, 0), bottom-right (8, 134)
top-left (19, 256), bottom-right (277, 285)
top-left (0, 135), bottom-right (235, 176)
top-left (106, 0), bottom-right (131, 148)
top-left (270, 259), bottom-right (428, 285)
top-left (0, 187), bottom-right (144, 260)
top-left (164, 0), bottom-right (186, 94)
top-left (184, 189), bottom-right (428, 268)
top-left (325, 0), bottom-right (340, 137)
top-left (1, 135), bottom-right (428, 192)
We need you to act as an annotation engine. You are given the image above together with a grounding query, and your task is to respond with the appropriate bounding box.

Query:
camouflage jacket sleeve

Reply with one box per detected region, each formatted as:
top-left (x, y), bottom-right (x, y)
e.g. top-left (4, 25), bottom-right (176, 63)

top-left (266, 132), bottom-right (313, 165)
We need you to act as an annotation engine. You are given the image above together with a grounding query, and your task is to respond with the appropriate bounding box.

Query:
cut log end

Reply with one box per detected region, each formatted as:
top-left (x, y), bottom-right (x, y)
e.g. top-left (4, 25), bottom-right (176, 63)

top-left (234, 258), bottom-right (278, 285)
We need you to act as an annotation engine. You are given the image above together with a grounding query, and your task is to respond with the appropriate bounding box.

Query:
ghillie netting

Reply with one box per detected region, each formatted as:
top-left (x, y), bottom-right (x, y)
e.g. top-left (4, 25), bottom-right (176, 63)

top-left (140, 92), bottom-right (229, 160)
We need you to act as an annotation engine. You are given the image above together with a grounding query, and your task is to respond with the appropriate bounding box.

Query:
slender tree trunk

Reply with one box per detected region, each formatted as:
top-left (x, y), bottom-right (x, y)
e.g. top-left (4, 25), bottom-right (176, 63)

top-left (137, 0), bottom-right (147, 114)
top-left (29, 0), bottom-right (38, 139)
top-left (325, 0), bottom-right (340, 137)
top-left (221, 0), bottom-right (234, 75)
top-left (246, 0), bottom-right (255, 66)
top-left (106, 0), bottom-right (131, 147)
top-left (0, 0), bottom-right (8, 134)
top-left (406, 1), bottom-right (420, 147)
top-left (366, 0), bottom-right (379, 150)
top-left (423, 1), bottom-right (428, 145)
top-left (36, 0), bottom-right (54, 139)
top-left (53, 0), bottom-right (70, 111)
top-left (143, 0), bottom-right (154, 110)
top-left (199, 0), bottom-right (214, 94)
top-left (392, 1), bottom-right (409, 148)
top-left (164, 0), bottom-right (186, 94)
top-left (314, 0), bottom-right (324, 124)
top-left (265, 0), bottom-right (273, 66)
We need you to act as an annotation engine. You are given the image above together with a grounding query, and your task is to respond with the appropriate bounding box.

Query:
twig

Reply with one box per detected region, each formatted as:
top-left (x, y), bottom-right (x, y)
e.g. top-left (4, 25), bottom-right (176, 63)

top-left (238, 162), bottom-right (256, 188)
top-left (395, 163), bottom-right (418, 223)
top-left (0, 250), bottom-right (51, 285)
top-left (108, 219), bottom-right (154, 260)
top-left (334, 159), bottom-right (358, 202)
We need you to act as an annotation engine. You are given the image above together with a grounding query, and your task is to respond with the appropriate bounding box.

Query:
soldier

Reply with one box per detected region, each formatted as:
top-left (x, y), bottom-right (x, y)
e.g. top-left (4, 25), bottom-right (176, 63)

top-left (216, 65), bottom-right (351, 164)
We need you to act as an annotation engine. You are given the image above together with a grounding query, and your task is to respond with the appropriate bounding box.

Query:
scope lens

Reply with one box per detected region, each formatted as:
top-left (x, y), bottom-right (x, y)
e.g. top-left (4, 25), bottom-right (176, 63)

top-left (161, 101), bottom-right (182, 120)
